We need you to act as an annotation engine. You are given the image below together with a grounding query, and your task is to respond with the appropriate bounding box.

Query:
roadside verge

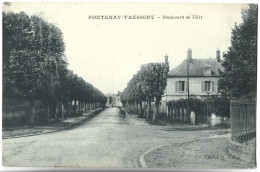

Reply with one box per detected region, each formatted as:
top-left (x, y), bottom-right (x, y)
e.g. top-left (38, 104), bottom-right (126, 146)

top-left (2, 108), bottom-right (104, 139)
top-left (138, 133), bottom-right (253, 168)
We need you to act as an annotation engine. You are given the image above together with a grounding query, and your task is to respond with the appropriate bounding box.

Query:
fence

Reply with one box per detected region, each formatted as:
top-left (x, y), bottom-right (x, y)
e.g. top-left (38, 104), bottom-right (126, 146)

top-left (230, 98), bottom-right (256, 145)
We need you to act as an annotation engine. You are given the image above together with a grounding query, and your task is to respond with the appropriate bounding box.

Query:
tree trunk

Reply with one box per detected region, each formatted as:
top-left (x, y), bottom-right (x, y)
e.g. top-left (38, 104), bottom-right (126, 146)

top-left (146, 100), bottom-right (151, 120)
top-left (173, 108), bottom-right (177, 120)
top-left (138, 99), bottom-right (143, 117)
top-left (55, 101), bottom-right (59, 119)
top-left (146, 106), bottom-right (150, 120)
top-left (167, 106), bottom-right (171, 118)
top-left (30, 99), bottom-right (36, 126)
top-left (152, 97), bottom-right (160, 123)
top-left (47, 105), bottom-right (50, 118)
top-left (74, 101), bottom-right (77, 116)
top-left (186, 107), bottom-right (191, 124)
top-left (44, 104), bottom-right (50, 119)
top-left (78, 101), bottom-right (81, 113)
top-left (181, 108), bottom-right (183, 121)
top-left (70, 101), bottom-right (73, 116)
top-left (61, 103), bottom-right (64, 118)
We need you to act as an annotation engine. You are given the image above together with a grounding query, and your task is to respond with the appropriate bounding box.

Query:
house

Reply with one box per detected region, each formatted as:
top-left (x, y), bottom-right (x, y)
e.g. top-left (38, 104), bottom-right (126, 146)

top-left (106, 93), bottom-right (123, 107)
top-left (161, 49), bottom-right (224, 112)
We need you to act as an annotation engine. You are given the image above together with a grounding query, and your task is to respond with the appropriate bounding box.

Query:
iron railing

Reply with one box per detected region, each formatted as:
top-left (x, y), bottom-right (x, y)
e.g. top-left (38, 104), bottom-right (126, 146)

top-left (230, 98), bottom-right (256, 145)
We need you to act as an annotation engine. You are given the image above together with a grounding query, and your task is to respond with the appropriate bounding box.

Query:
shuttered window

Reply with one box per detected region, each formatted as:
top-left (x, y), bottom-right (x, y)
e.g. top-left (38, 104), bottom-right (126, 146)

top-left (201, 81), bottom-right (205, 92)
top-left (175, 81), bottom-right (178, 92)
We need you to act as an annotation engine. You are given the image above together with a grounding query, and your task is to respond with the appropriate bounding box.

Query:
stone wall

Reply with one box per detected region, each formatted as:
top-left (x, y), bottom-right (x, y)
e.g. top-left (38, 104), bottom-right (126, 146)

top-left (227, 138), bottom-right (256, 165)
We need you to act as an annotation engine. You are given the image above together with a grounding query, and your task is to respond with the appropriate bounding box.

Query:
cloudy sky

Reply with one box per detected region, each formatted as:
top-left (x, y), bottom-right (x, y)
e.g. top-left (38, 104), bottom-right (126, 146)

top-left (3, 2), bottom-right (247, 94)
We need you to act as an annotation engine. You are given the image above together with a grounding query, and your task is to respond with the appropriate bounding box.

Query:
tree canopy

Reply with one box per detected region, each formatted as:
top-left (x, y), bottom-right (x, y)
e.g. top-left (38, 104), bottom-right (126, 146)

top-left (218, 4), bottom-right (257, 99)
top-left (3, 11), bottom-right (106, 121)
top-left (121, 61), bottom-right (169, 121)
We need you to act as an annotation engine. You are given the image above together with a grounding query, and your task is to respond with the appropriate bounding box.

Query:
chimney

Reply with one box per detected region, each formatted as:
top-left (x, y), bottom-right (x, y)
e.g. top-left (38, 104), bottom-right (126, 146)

top-left (165, 54), bottom-right (169, 67)
top-left (187, 48), bottom-right (192, 61)
top-left (216, 49), bottom-right (220, 62)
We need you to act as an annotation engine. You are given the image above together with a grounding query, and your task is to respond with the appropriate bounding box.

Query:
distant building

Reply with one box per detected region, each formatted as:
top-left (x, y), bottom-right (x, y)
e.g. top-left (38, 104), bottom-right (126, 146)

top-left (105, 93), bottom-right (123, 107)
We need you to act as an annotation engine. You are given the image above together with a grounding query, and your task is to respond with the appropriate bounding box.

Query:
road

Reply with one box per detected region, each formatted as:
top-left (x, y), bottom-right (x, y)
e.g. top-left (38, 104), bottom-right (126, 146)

top-left (2, 107), bottom-right (227, 167)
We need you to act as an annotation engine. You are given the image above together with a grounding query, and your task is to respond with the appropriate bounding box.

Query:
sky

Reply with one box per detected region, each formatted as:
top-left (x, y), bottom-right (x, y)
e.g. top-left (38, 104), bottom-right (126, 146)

top-left (2, 2), bottom-right (247, 94)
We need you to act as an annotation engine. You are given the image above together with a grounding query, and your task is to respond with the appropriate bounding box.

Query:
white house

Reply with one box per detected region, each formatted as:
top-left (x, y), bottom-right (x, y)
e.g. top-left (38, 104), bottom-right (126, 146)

top-left (161, 49), bottom-right (224, 112)
top-left (106, 93), bottom-right (123, 107)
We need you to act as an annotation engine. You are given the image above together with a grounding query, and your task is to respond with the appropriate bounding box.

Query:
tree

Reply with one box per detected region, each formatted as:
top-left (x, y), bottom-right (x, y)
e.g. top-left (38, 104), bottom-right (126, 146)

top-left (3, 11), bottom-right (107, 125)
top-left (2, 12), bottom-right (34, 73)
top-left (218, 4), bottom-right (257, 99)
top-left (141, 63), bottom-right (169, 122)
top-left (4, 12), bottom-right (67, 124)
top-left (122, 60), bottom-right (169, 122)
top-left (30, 15), bottom-right (67, 118)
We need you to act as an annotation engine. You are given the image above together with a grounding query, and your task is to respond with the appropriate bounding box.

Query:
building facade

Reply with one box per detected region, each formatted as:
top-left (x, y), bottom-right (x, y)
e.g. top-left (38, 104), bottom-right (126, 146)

top-left (162, 49), bottom-right (224, 112)
top-left (106, 93), bottom-right (123, 107)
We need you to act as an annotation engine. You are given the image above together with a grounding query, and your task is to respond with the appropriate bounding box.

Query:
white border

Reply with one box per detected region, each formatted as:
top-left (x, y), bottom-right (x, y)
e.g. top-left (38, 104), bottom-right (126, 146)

top-left (1, 1), bottom-right (259, 172)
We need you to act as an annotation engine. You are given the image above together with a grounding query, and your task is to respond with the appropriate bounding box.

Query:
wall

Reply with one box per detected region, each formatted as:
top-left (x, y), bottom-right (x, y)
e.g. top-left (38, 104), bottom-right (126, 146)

top-left (165, 76), bottom-right (220, 101)
top-left (161, 76), bottom-right (220, 114)
top-left (2, 96), bottom-right (46, 127)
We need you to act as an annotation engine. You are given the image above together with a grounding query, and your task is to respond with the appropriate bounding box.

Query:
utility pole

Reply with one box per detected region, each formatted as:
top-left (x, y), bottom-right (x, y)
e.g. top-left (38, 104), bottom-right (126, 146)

top-left (139, 75), bottom-right (142, 116)
top-left (165, 54), bottom-right (169, 115)
top-left (187, 57), bottom-right (190, 100)
top-left (187, 49), bottom-right (191, 124)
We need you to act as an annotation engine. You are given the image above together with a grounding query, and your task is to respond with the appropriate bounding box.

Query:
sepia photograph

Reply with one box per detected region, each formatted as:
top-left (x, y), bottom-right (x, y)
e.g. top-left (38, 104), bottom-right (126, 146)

top-left (1, 1), bottom-right (258, 170)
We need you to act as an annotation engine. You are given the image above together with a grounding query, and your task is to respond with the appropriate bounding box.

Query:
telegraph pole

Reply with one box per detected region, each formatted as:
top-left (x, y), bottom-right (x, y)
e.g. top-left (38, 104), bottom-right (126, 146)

top-left (165, 54), bottom-right (169, 115)
top-left (187, 56), bottom-right (190, 100)
top-left (187, 49), bottom-right (191, 124)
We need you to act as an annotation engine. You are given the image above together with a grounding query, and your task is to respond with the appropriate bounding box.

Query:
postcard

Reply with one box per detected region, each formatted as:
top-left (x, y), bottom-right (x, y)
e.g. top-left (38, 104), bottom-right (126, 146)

top-left (1, 1), bottom-right (257, 169)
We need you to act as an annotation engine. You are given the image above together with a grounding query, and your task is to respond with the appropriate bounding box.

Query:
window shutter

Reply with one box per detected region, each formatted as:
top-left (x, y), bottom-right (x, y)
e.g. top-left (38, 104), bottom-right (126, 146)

top-left (185, 81), bottom-right (188, 92)
top-left (201, 81), bottom-right (205, 92)
top-left (175, 81), bottom-right (178, 92)
top-left (212, 81), bottom-right (215, 92)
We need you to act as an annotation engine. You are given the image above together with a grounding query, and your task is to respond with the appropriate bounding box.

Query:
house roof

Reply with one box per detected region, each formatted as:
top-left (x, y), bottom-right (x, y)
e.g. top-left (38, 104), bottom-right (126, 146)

top-left (168, 58), bottom-right (224, 77)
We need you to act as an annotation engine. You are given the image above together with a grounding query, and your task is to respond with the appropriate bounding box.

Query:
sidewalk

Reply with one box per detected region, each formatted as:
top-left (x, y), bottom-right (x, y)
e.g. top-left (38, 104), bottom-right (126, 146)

top-left (2, 108), bottom-right (104, 139)
top-left (143, 133), bottom-right (253, 169)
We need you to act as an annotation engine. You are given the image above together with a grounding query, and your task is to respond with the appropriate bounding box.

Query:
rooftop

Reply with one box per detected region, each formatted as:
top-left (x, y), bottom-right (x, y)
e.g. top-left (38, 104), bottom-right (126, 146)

top-left (168, 58), bottom-right (224, 77)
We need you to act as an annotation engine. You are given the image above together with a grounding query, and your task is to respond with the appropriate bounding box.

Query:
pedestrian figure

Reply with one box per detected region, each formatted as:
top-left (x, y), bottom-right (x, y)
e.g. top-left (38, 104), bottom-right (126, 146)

top-left (190, 111), bottom-right (195, 125)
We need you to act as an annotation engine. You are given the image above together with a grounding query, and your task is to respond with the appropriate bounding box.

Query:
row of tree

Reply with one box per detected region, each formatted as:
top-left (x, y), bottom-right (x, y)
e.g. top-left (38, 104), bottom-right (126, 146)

top-left (3, 12), bottom-right (107, 125)
top-left (120, 61), bottom-right (169, 122)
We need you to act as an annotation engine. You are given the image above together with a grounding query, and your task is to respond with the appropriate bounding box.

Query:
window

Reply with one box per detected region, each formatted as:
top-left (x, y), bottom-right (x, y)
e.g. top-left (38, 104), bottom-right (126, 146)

top-left (179, 81), bottom-right (185, 92)
top-left (205, 81), bottom-right (211, 92)
top-left (202, 81), bottom-right (215, 92)
top-left (175, 81), bottom-right (186, 92)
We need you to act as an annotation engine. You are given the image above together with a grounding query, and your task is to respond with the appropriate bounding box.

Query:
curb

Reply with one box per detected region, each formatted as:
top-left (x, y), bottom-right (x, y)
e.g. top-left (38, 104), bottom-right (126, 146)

top-left (138, 138), bottom-right (201, 168)
top-left (2, 108), bottom-right (104, 140)
top-left (227, 138), bottom-right (256, 164)
top-left (138, 133), bottom-right (231, 168)
top-left (139, 143), bottom-right (171, 168)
